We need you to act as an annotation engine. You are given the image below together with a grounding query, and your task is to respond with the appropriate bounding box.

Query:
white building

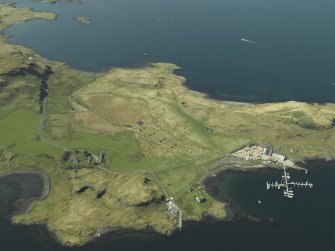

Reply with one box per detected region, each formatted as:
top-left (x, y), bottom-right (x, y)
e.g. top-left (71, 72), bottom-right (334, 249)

top-left (272, 153), bottom-right (286, 161)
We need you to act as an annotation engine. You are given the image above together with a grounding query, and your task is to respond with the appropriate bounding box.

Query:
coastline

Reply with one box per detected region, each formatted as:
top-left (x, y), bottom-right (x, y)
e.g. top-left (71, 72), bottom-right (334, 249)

top-left (0, 170), bottom-right (50, 216)
top-left (0, 3), bottom-right (334, 247)
top-left (202, 164), bottom-right (271, 222)
top-left (1, 12), bottom-right (58, 34)
top-left (0, 5), bottom-right (252, 107)
top-left (1, 159), bottom-right (334, 247)
top-left (202, 159), bottom-right (335, 224)
top-left (173, 68), bottom-right (253, 106)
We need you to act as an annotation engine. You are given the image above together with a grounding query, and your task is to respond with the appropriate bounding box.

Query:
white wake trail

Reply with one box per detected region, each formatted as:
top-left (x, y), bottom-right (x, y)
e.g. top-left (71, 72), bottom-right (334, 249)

top-left (241, 38), bottom-right (264, 46)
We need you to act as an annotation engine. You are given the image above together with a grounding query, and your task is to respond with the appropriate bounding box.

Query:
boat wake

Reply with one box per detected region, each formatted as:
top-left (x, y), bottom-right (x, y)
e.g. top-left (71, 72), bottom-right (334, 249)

top-left (241, 38), bottom-right (265, 46)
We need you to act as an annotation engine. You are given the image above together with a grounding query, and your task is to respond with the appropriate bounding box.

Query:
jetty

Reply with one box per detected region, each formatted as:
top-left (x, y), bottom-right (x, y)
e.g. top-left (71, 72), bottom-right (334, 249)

top-left (266, 166), bottom-right (313, 198)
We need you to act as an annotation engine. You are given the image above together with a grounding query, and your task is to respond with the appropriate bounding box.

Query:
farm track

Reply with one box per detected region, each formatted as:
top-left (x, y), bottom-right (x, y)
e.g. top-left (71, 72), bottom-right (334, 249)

top-left (70, 94), bottom-right (194, 151)
top-left (70, 95), bottom-right (122, 126)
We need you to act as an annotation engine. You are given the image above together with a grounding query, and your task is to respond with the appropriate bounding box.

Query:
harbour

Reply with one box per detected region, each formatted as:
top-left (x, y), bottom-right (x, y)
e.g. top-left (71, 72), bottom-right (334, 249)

top-left (1, 160), bottom-right (334, 251)
top-left (266, 166), bottom-right (313, 198)
top-left (0, 0), bottom-right (334, 250)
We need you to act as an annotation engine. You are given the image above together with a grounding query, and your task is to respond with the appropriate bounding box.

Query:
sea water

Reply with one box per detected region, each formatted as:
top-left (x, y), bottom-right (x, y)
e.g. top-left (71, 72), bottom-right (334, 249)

top-left (3, 0), bottom-right (335, 102)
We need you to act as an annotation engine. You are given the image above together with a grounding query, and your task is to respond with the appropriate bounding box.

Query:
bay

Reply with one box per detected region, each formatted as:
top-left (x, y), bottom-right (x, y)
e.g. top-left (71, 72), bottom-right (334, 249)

top-left (3, 0), bottom-right (335, 102)
top-left (0, 172), bottom-right (46, 216)
top-left (0, 0), bottom-right (334, 250)
top-left (1, 161), bottom-right (334, 250)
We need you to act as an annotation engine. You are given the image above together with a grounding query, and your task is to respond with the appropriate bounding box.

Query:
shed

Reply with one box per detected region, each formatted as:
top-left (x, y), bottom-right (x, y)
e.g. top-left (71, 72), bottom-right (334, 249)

top-left (272, 153), bottom-right (286, 161)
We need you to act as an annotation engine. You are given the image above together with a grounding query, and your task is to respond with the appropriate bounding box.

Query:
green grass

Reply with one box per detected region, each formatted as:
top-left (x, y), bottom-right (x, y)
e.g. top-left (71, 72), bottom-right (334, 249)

top-left (57, 131), bottom-right (156, 172)
top-left (0, 109), bottom-right (62, 157)
top-left (0, 3), bottom-right (335, 247)
top-left (0, 4), bottom-right (55, 32)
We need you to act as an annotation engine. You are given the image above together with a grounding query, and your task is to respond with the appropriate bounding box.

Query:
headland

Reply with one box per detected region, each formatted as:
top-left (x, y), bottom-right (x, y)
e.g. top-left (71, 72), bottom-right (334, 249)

top-left (0, 3), bottom-right (334, 247)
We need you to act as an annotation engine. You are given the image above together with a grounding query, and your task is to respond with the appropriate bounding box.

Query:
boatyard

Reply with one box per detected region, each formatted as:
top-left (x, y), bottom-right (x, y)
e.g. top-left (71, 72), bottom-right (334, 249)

top-left (232, 145), bottom-right (301, 170)
top-left (232, 145), bottom-right (314, 198)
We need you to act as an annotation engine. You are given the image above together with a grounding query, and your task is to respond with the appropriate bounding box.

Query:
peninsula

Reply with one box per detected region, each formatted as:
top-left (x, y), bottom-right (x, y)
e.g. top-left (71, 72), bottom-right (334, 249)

top-left (0, 4), bottom-right (334, 247)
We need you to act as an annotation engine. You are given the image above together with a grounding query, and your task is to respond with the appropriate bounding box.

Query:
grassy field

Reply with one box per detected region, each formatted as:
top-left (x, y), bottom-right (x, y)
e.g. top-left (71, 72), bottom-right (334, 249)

top-left (0, 3), bottom-right (334, 247)
top-left (0, 109), bottom-right (62, 157)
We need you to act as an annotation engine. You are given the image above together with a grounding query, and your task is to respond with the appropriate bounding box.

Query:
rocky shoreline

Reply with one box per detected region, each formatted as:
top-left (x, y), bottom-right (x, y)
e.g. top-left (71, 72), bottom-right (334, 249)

top-left (0, 170), bottom-right (50, 217)
top-left (203, 166), bottom-right (270, 223)
top-left (2, 159), bottom-right (334, 247)
top-left (202, 158), bottom-right (335, 225)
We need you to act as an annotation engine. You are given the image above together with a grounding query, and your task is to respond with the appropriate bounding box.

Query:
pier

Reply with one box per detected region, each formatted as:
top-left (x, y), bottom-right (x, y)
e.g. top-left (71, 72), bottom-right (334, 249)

top-left (266, 166), bottom-right (313, 198)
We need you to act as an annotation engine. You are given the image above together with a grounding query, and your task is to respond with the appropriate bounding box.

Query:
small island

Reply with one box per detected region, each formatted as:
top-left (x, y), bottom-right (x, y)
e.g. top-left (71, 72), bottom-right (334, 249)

top-left (0, 3), bottom-right (334, 247)
top-left (73, 16), bottom-right (92, 25)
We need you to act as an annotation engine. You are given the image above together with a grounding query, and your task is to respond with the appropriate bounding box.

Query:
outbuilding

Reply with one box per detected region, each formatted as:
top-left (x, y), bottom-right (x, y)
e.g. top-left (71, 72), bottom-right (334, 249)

top-left (272, 153), bottom-right (286, 161)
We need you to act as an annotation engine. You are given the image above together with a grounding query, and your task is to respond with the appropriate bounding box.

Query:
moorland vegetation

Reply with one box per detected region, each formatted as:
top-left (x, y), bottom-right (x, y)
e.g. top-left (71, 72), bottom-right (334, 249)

top-left (0, 3), bottom-right (334, 246)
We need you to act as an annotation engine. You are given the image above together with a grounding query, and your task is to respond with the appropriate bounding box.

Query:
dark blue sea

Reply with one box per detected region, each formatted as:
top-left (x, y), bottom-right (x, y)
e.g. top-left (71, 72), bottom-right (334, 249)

top-left (3, 0), bottom-right (335, 102)
top-left (1, 161), bottom-right (334, 251)
top-left (1, 0), bottom-right (334, 250)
